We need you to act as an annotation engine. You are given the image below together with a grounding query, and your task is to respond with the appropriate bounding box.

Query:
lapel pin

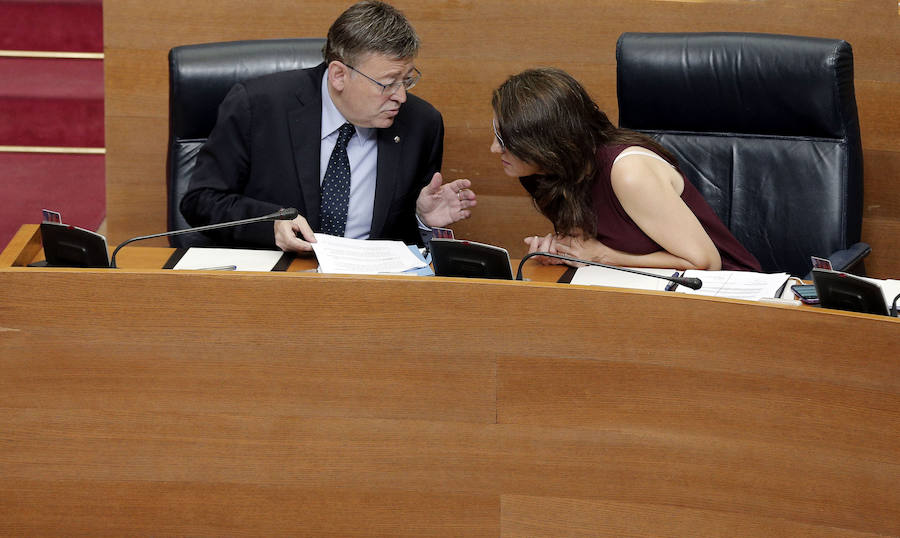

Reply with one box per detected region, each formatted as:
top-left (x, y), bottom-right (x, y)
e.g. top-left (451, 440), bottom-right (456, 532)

top-left (393, 136), bottom-right (400, 143)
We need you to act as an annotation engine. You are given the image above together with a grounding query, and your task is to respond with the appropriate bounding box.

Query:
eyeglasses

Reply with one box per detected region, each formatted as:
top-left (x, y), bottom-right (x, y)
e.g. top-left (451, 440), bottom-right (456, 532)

top-left (346, 64), bottom-right (421, 95)
top-left (492, 119), bottom-right (505, 150)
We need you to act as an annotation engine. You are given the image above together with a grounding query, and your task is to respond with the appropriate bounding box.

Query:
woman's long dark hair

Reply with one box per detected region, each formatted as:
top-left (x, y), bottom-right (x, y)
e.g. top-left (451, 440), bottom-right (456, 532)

top-left (492, 67), bottom-right (679, 236)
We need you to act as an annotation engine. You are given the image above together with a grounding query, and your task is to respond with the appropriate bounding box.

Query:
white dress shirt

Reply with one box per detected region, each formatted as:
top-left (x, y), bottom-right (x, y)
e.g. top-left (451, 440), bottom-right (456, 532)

top-left (320, 73), bottom-right (377, 240)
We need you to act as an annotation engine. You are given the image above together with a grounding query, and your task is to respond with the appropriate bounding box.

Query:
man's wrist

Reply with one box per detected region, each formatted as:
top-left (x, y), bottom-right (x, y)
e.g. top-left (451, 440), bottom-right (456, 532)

top-left (415, 211), bottom-right (431, 231)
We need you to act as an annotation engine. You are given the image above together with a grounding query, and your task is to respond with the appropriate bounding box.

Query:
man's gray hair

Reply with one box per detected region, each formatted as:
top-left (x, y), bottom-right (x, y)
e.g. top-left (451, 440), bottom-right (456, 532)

top-left (323, 1), bottom-right (420, 66)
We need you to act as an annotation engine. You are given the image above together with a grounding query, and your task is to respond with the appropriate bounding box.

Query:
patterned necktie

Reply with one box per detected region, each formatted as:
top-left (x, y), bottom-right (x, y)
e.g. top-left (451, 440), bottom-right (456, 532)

top-left (319, 122), bottom-right (355, 236)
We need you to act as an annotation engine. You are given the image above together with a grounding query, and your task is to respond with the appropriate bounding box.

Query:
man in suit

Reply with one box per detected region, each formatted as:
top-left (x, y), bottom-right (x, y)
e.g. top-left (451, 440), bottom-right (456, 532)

top-left (180, 0), bottom-right (476, 252)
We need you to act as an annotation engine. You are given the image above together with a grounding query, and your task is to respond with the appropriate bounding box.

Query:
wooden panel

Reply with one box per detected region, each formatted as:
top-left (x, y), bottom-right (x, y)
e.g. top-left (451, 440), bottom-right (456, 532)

top-left (103, 1), bottom-right (900, 84)
top-left (105, 115), bottom-right (169, 245)
top-left (498, 355), bottom-right (899, 461)
top-left (863, 149), bottom-right (900, 219)
top-left (856, 80), bottom-right (900, 152)
top-left (2, 275), bottom-right (497, 424)
top-left (5, 407), bottom-right (897, 535)
top-left (500, 495), bottom-right (882, 537)
top-left (1, 480), bottom-right (498, 536)
top-left (862, 217), bottom-right (900, 278)
top-left (0, 224), bottom-right (42, 267)
top-left (0, 409), bottom-right (500, 493)
top-left (103, 48), bottom-right (169, 118)
top-left (2, 351), bottom-right (496, 423)
top-left (1, 266), bottom-right (899, 535)
top-left (862, 149), bottom-right (900, 276)
top-left (103, 0), bottom-right (345, 51)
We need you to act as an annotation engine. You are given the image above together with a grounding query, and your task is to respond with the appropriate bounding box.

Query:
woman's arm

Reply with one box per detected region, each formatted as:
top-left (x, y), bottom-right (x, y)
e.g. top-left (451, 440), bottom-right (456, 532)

top-left (576, 147), bottom-right (722, 270)
top-left (612, 148), bottom-right (720, 269)
top-left (554, 235), bottom-right (713, 270)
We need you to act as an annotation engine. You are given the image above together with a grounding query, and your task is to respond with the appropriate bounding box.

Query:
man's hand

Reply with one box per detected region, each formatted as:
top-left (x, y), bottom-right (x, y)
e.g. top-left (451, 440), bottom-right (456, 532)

top-left (274, 214), bottom-right (316, 253)
top-left (416, 172), bottom-right (477, 228)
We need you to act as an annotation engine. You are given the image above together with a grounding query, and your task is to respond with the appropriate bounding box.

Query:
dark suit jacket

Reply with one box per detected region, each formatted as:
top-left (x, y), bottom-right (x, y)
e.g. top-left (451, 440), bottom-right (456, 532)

top-left (180, 62), bottom-right (444, 247)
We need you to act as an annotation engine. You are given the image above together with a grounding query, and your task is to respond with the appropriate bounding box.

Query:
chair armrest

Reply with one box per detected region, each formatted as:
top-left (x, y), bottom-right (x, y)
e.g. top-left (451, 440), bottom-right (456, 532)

top-left (830, 242), bottom-right (871, 273)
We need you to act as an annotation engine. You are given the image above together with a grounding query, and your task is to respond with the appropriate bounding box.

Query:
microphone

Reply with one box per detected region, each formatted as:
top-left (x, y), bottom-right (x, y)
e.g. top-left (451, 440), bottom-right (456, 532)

top-left (109, 207), bottom-right (299, 268)
top-left (515, 251), bottom-right (703, 290)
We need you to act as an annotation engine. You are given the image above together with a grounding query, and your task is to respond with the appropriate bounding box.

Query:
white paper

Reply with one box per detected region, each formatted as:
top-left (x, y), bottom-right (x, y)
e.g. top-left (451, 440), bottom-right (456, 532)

top-left (571, 266), bottom-right (678, 291)
top-left (860, 276), bottom-right (900, 309)
top-left (172, 247), bottom-right (284, 272)
top-left (311, 234), bottom-right (427, 274)
top-left (679, 270), bottom-right (790, 301)
top-left (571, 266), bottom-right (791, 301)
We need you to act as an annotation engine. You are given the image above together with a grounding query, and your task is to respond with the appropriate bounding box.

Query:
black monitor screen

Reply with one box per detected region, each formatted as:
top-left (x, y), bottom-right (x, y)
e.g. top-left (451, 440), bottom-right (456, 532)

top-left (812, 268), bottom-right (888, 316)
top-left (430, 238), bottom-right (513, 280)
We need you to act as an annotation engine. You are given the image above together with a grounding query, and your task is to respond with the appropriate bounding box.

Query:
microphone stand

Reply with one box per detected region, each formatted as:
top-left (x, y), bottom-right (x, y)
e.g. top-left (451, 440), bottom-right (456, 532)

top-left (515, 251), bottom-right (703, 290)
top-left (109, 208), bottom-right (299, 268)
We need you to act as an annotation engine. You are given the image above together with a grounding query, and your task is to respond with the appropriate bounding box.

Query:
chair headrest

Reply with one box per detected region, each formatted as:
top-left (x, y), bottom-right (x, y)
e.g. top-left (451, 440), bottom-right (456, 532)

top-left (616, 32), bottom-right (857, 139)
top-left (169, 38), bottom-right (326, 139)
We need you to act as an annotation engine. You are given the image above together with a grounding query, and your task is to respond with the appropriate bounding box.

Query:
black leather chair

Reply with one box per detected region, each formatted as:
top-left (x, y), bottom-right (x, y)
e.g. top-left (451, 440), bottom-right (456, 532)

top-left (616, 32), bottom-right (869, 277)
top-left (166, 38), bottom-right (325, 247)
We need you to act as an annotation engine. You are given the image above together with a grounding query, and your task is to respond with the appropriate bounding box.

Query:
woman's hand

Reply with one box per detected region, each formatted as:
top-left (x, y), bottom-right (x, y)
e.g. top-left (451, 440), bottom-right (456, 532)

top-left (554, 235), bottom-right (603, 265)
top-left (523, 233), bottom-right (621, 267)
top-left (523, 233), bottom-right (566, 265)
top-left (552, 234), bottom-right (625, 267)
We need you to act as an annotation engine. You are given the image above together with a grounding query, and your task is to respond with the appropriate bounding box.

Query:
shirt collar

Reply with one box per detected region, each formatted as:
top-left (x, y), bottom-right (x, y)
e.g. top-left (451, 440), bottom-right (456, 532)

top-left (320, 72), bottom-right (375, 141)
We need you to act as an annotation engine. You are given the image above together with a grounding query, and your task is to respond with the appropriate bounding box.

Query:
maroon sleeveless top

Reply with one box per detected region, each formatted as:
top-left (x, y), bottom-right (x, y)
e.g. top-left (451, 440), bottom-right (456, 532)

top-left (590, 144), bottom-right (761, 271)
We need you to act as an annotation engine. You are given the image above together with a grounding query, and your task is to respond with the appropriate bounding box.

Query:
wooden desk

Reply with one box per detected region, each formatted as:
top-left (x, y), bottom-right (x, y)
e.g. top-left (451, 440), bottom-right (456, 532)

top-left (0, 224), bottom-right (568, 281)
top-left (1, 225), bottom-right (898, 536)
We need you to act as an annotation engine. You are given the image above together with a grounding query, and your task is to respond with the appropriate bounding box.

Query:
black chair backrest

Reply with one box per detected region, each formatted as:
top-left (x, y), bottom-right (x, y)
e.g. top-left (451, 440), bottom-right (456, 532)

top-left (166, 38), bottom-right (325, 247)
top-left (616, 32), bottom-right (863, 276)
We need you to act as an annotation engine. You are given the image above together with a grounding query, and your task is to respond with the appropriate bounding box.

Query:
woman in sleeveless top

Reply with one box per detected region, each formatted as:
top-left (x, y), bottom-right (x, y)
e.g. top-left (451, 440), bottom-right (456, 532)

top-left (490, 67), bottom-right (760, 272)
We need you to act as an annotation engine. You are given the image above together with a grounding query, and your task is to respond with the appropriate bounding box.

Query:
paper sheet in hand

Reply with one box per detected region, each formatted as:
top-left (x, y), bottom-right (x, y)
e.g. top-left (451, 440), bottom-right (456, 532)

top-left (571, 266), bottom-right (676, 291)
top-left (311, 234), bottom-right (427, 274)
top-left (172, 248), bottom-right (284, 271)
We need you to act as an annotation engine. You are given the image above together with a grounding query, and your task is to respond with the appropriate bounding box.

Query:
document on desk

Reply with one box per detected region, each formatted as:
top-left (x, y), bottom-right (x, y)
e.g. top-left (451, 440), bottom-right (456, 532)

top-left (572, 266), bottom-right (791, 300)
top-left (311, 233), bottom-right (427, 274)
top-left (571, 266), bottom-right (676, 291)
top-left (883, 279), bottom-right (900, 307)
top-left (172, 247), bottom-right (285, 272)
top-left (860, 276), bottom-right (900, 307)
top-left (678, 270), bottom-right (790, 301)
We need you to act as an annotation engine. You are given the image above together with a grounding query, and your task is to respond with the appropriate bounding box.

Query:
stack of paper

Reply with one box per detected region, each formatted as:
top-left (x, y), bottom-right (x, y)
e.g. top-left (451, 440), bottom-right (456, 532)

top-left (677, 270), bottom-right (790, 301)
top-left (571, 266), bottom-right (791, 301)
top-left (860, 276), bottom-right (900, 310)
top-left (311, 234), bottom-right (429, 275)
top-left (570, 266), bottom-right (678, 291)
top-left (172, 248), bottom-right (285, 272)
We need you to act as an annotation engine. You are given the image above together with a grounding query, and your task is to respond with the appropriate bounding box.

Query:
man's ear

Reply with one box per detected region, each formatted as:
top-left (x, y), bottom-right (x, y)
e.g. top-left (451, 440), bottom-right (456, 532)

top-left (328, 61), bottom-right (348, 92)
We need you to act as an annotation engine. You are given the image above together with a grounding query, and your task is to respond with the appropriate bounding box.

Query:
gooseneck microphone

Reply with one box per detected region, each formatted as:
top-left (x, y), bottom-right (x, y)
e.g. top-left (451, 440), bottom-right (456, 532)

top-left (515, 251), bottom-right (703, 290)
top-left (109, 207), bottom-right (299, 268)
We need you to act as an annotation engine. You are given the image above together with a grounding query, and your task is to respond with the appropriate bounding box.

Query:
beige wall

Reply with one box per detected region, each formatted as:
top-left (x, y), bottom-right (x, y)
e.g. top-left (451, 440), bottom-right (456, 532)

top-left (105, 0), bottom-right (900, 276)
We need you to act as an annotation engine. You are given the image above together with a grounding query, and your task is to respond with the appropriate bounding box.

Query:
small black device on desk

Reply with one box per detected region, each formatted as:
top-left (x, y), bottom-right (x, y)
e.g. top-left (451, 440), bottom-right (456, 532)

top-left (791, 284), bottom-right (819, 304)
top-left (811, 268), bottom-right (890, 316)
top-left (430, 238), bottom-right (513, 280)
top-left (38, 221), bottom-right (110, 268)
